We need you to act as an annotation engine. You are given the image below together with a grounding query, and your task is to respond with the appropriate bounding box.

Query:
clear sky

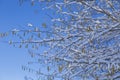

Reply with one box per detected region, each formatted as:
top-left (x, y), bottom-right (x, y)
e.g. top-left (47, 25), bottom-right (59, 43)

top-left (0, 0), bottom-right (47, 80)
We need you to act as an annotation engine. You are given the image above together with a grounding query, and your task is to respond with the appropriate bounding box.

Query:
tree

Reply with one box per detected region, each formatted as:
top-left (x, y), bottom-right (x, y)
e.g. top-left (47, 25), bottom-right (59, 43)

top-left (2, 0), bottom-right (120, 80)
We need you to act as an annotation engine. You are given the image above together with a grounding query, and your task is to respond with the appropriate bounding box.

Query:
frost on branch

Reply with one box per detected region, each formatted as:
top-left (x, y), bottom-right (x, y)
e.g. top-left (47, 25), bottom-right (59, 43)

top-left (6, 0), bottom-right (120, 80)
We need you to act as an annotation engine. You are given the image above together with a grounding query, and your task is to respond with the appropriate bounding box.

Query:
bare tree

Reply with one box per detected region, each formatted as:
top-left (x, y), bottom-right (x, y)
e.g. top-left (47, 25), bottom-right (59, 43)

top-left (2, 0), bottom-right (120, 80)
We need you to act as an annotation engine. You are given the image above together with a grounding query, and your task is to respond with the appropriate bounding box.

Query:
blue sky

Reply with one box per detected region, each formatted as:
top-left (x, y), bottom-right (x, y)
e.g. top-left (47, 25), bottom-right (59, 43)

top-left (0, 0), bottom-right (47, 80)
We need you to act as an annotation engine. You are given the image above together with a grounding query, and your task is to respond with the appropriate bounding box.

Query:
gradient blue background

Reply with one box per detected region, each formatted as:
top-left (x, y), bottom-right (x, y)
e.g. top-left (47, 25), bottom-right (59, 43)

top-left (0, 0), bottom-right (47, 80)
